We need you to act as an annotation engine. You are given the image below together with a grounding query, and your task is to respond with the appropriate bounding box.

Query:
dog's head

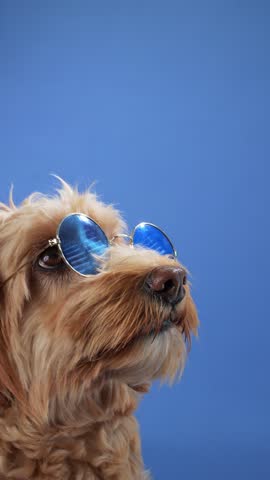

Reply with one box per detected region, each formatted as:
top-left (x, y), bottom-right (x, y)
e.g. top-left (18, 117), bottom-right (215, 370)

top-left (0, 180), bottom-right (198, 423)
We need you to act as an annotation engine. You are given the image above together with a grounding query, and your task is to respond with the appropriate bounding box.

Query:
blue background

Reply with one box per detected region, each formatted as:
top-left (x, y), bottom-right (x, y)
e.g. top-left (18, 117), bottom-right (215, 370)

top-left (0, 1), bottom-right (269, 478)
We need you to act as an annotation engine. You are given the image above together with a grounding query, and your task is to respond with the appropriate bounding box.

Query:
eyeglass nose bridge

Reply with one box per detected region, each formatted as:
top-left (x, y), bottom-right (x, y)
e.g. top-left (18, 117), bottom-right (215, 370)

top-left (110, 234), bottom-right (133, 246)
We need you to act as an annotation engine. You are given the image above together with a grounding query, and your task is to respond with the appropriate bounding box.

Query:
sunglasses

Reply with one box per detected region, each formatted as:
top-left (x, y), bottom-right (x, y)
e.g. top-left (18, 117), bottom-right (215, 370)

top-left (48, 213), bottom-right (177, 276)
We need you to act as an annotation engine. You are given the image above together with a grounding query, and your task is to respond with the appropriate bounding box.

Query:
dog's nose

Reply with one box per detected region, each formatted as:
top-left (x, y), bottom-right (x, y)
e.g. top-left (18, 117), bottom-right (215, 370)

top-left (144, 266), bottom-right (186, 304)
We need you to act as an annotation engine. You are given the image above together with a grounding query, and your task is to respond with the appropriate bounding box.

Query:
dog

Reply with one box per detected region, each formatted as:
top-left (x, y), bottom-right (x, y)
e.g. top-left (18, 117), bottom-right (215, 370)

top-left (0, 179), bottom-right (198, 479)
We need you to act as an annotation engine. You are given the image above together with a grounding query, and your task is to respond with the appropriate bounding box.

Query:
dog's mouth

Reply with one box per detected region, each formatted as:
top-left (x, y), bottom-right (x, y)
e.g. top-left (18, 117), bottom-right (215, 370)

top-left (148, 307), bottom-right (184, 337)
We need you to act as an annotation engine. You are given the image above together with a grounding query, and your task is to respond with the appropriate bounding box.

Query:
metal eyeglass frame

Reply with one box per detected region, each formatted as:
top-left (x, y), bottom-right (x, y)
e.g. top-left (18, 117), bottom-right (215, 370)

top-left (48, 213), bottom-right (177, 277)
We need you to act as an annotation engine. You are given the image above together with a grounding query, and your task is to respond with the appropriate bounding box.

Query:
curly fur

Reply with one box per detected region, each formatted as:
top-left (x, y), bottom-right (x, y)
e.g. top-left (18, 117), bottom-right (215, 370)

top-left (0, 180), bottom-right (198, 479)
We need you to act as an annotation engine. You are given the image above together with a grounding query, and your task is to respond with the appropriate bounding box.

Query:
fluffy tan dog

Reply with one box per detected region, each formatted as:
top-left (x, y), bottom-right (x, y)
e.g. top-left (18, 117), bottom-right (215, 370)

top-left (0, 180), bottom-right (198, 479)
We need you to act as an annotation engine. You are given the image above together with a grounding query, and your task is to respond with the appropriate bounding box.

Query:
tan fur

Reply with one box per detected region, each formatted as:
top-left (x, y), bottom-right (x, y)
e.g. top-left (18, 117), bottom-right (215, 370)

top-left (0, 180), bottom-right (199, 479)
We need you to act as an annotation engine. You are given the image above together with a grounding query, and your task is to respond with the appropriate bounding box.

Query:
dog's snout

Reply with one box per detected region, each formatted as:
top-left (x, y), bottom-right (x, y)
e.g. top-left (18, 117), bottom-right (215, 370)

top-left (144, 266), bottom-right (186, 304)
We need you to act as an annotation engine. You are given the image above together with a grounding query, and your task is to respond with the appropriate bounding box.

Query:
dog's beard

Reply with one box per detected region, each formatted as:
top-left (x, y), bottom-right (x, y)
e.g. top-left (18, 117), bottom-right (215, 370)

top-left (55, 297), bottom-right (190, 413)
top-left (45, 325), bottom-right (186, 429)
top-left (108, 325), bottom-right (186, 387)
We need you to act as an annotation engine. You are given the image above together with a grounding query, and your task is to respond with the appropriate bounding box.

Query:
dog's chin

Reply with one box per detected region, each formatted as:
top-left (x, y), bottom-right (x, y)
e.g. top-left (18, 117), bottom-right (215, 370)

top-left (108, 324), bottom-right (186, 389)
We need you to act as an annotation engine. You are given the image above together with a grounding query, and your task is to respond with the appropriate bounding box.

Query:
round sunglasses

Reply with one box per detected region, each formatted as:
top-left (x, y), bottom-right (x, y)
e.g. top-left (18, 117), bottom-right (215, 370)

top-left (48, 213), bottom-right (177, 276)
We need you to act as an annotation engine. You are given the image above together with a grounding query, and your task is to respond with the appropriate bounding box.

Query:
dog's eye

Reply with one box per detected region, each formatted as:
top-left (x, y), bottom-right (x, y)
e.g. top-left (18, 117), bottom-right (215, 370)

top-left (38, 247), bottom-right (64, 270)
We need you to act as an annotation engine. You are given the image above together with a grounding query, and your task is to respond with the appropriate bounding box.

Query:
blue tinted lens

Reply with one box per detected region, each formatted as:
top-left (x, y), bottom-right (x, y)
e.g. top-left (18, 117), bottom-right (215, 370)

top-left (58, 214), bottom-right (109, 275)
top-left (133, 223), bottom-right (175, 256)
